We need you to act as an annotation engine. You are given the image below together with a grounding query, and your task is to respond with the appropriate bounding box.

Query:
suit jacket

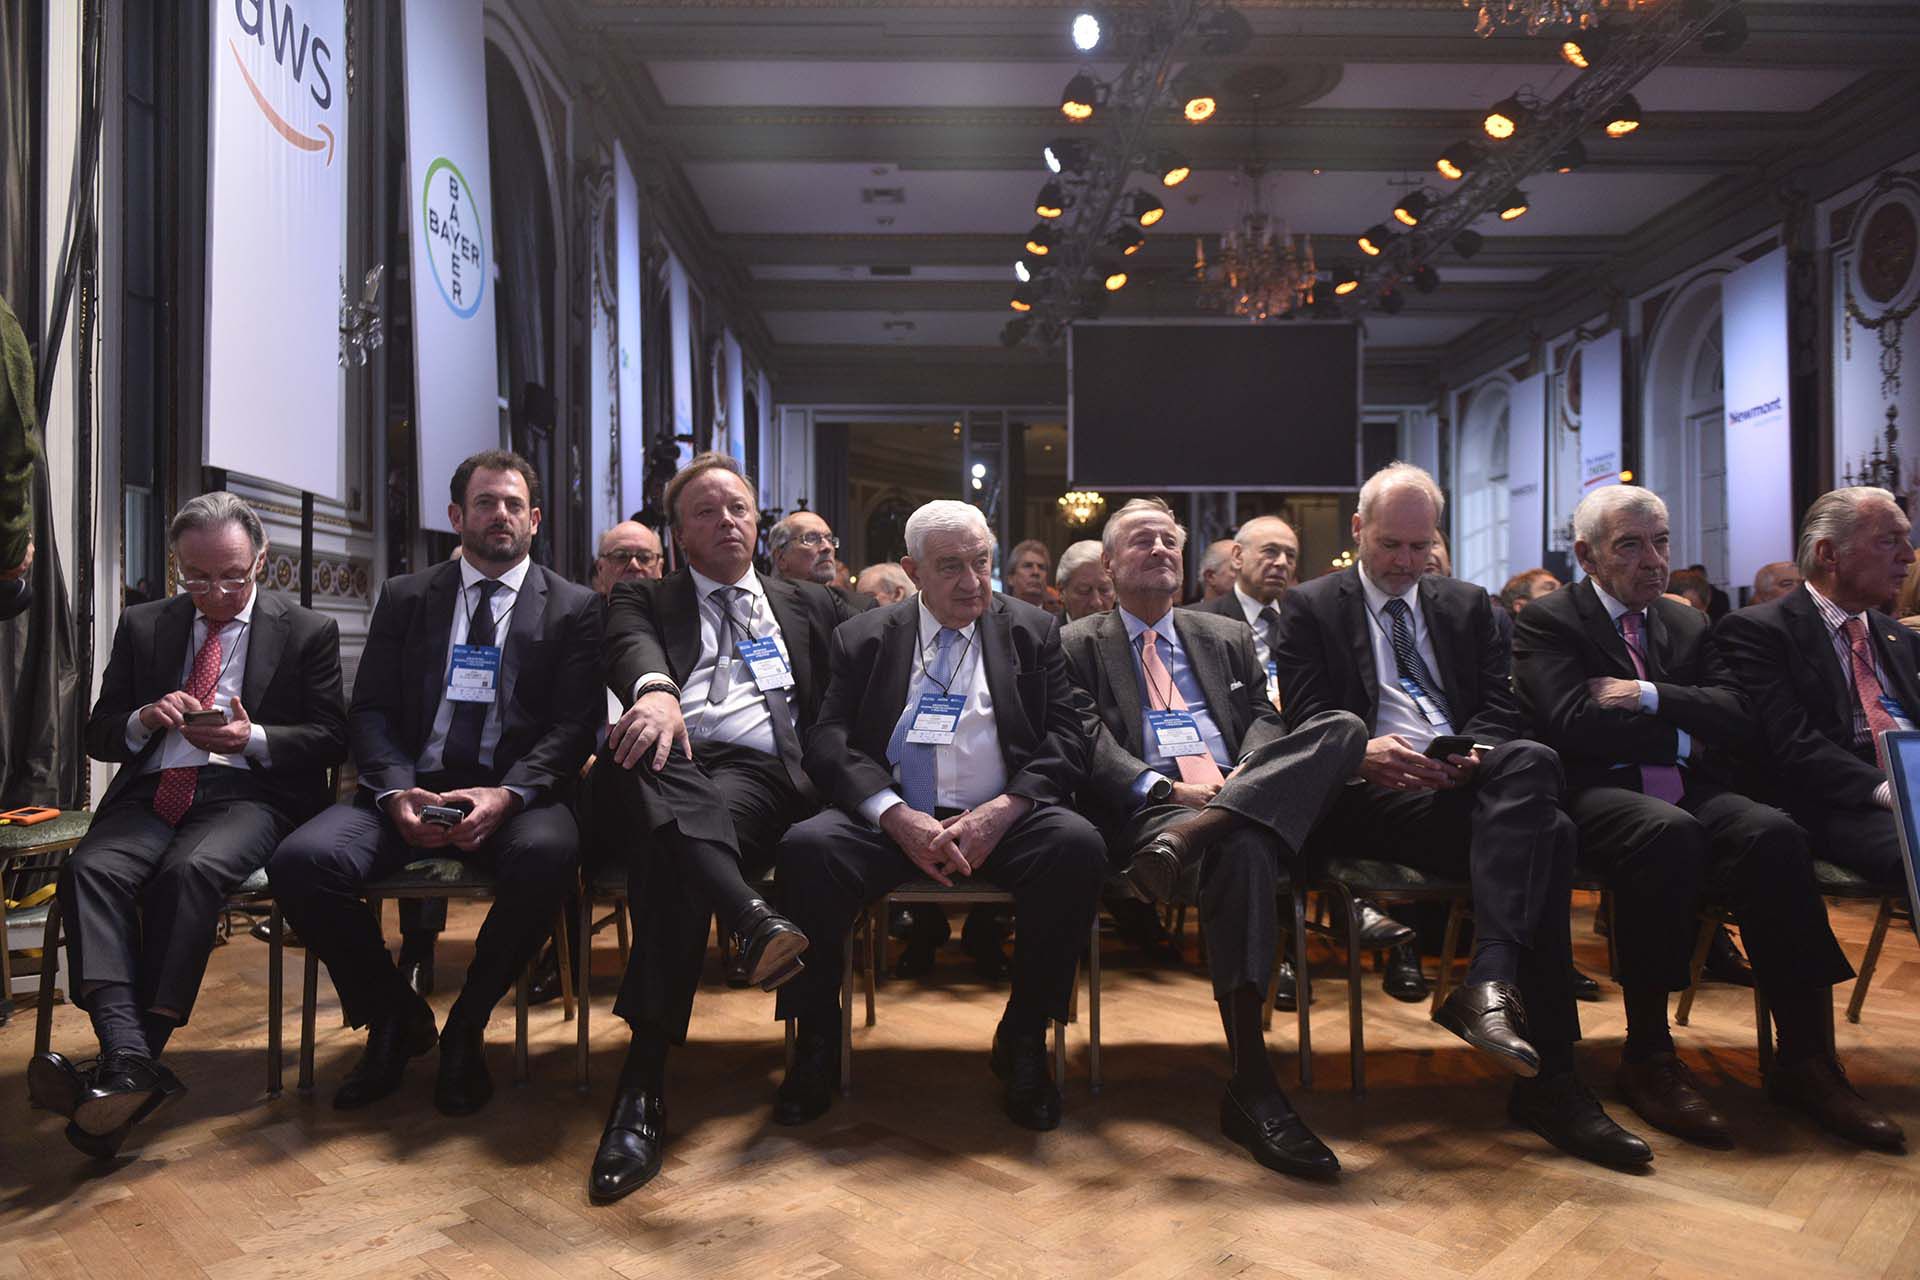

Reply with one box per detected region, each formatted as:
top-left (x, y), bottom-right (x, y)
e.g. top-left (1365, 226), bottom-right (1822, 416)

top-left (1512, 578), bottom-right (1750, 791)
top-left (84, 591), bottom-right (347, 821)
top-left (829, 582), bottom-right (879, 614)
top-left (1275, 566), bottom-right (1522, 745)
top-left (0, 574), bottom-right (26, 621)
top-left (1194, 593), bottom-right (1247, 624)
top-left (1062, 606), bottom-right (1283, 832)
top-left (1715, 583), bottom-right (1920, 811)
top-left (804, 593), bottom-right (1092, 815)
top-left (351, 558), bottom-right (602, 800)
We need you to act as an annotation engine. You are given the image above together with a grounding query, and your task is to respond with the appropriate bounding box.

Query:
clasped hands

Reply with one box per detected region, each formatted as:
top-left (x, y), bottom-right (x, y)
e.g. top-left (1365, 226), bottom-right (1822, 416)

top-left (382, 786), bottom-right (521, 852)
top-left (880, 793), bottom-right (1032, 887)
top-left (1360, 734), bottom-right (1479, 792)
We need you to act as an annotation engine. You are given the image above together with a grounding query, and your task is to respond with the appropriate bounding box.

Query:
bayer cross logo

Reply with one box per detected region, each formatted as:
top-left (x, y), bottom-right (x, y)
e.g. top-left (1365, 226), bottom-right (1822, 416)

top-left (422, 156), bottom-right (485, 318)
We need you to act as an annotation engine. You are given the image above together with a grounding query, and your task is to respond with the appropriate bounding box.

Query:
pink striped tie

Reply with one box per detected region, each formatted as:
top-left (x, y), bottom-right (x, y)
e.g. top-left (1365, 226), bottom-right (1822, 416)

top-left (1618, 612), bottom-right (1684, 806)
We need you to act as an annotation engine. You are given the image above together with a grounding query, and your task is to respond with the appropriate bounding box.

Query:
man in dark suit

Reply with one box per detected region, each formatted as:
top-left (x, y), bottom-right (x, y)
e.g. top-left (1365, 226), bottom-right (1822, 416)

top-left (772, 500), bottom-right (1107, 1131)
top-left (1515, 485), bottom-right (1892, 1150)
top-left (585, 452), bottom-right (846, 1203)
top-left (1277, 462), bottom-right (1648, 1168)
top-left (771, 509), bottom-right (875, 612)
top-left (269, 450), bottom-right (601, 1120)
top-left (28, 493), bottom-right (346, 1158)
top-left (1064, 498), bottom-right (1363, 1178)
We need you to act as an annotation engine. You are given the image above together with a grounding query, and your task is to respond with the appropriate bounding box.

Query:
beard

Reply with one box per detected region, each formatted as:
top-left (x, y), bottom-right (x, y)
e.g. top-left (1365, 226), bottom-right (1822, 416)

top-left (464, 522), bottom-right (530, 565)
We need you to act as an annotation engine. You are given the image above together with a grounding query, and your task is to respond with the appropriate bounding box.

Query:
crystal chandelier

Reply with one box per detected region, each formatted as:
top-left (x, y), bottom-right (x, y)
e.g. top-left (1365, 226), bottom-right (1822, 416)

top-left (1058, 491), bottom-right (1107, 527)
top-left (1463, 0), bottom-right (1650, 38)
top-left (1193, 164), bottom-right (1317, 323)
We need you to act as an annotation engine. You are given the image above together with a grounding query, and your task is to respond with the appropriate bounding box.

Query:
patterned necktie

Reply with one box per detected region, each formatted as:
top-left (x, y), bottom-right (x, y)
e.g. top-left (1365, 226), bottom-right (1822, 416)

top-left (1382, 596), bottom-right (1454, 727)
top-left (443, 579), bottom-right (503, 776)
top-left (152, 618), bottom-right (230, 826)
top-left (708, 585), bottom-right (747, 704)
top-left (1843, 617), bottom-right (1900, 756)
top-left (1139, 628), bottom-right (1226, 786)
top-left (1257, 604), bottom-right (1282, 662)
top-left (1618, 612), bottom-right (1685, 805)
top-left (894, 627), bottom-right (960, 813)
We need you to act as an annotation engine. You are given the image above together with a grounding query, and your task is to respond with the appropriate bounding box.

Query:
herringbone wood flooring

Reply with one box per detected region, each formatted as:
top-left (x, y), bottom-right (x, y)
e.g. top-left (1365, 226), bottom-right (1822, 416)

top-left (3, 893), bottom-right (1917, 1279)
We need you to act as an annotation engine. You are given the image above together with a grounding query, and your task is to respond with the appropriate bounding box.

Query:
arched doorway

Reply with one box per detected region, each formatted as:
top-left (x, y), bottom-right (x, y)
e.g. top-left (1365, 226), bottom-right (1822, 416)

top-left (1641, 273), bottom-right (1727, 583)
top-left (1456, 380), bottom-right (1513, 590)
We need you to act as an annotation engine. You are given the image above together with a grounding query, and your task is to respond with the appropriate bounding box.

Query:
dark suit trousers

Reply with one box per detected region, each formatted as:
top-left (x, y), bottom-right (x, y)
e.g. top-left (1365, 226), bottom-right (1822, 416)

top-left (604, 741), bottom-right (812, 1039)
top-left (1569, 781), bottom-right (1853, 994)
top-left (62, 769), bottom-right (289, 1022)
top-left (1320, 739), bottom-right (1578, 1053)
top-left (269, 791), bottom-right (578, 1028)
top-left (773, 805), bottom-right (1108, 1027)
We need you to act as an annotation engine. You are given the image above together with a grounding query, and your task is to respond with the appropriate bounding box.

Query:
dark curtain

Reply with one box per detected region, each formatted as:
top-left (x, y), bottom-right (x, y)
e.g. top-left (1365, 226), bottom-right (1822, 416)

top-left (0, 454), bottom-right (80, 806)
top-left (483, 44), bottom-right (552, 470)
top-left (813, 421), bottom-right (849, 542)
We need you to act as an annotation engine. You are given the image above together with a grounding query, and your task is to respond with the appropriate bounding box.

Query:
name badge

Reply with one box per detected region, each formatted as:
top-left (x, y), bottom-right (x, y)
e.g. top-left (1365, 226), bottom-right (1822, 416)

top-left (737, 636), bottom-right (795, 690)
top-left (1397, 677), bottom-right (1450, 727)
top-left (1147, 708), bottom-right (1211, 758)
top-left (1879, 695), bottom-right (1916, 731)
top-left (446, 644), bottom-right (501, 703)
top-left (906, 692), bottom-right (967, 745)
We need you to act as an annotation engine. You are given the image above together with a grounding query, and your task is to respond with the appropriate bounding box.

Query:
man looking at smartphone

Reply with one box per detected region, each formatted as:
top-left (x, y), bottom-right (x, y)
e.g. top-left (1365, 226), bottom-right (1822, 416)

top-left (29, 493), bottom-right (347, 1159)
top-left (1275, 462), bottom-right (1649, 1169)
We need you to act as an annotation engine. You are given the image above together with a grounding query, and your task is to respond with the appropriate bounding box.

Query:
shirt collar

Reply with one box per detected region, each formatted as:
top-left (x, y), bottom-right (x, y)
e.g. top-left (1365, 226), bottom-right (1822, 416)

top-left (1805, 581), bottom-right (1862, 635)
top-left (916, 597), bottom-right (978, 646)
top-left (1357, 564), bottom-right (1415, 618)
top-left (196, 589), bottom-right (258, 631)
top-left (689, 563), bottom-right (766, 606)
top-left (1232, 582), bottom-right (1272, 625)
top-left (1589, 578), bottom-right (1634, 624)
top-left (460, 554), bottom-right (531, 596)
top-left (1119, 605), bottom-right (1179, 652)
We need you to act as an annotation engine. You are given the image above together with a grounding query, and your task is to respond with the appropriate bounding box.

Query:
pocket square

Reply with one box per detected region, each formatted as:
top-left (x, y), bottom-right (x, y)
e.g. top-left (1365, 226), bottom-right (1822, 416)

top-left (1229, 679), bottom-right (1245, 690)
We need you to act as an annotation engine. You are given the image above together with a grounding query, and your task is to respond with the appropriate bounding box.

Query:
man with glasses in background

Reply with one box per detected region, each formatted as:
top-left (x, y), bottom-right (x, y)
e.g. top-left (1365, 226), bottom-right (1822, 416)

top-left (772, 510), bottom-right (874, 612)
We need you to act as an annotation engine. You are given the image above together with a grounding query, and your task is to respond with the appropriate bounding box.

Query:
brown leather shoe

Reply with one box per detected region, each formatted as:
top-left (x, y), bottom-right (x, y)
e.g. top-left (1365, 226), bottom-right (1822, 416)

top-left (1768, 1056), bottom-right (1906, 1152)
top-left (1617, 1052), bottom-right (1731, 1146)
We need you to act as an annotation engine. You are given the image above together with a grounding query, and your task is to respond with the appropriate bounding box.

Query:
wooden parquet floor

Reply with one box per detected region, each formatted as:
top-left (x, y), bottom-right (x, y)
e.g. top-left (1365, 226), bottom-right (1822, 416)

top-left (3, 893), bottom-right (1917, 1280)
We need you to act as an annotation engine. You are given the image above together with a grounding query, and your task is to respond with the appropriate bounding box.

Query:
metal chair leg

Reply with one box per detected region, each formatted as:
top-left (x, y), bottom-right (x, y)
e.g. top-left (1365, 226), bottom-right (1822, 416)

top-left (1088, 914), bottom-right (1102, 1094)
top-left (1674, 911), bottom-right (1720, 1027)
top-left (576, 890), bottom-right (592, 1093)
top-left (298, 947), bottom-right (319, 1093)
top-left (1053, 1017), bottom-right (1066, 1085)
top-left (1431, 898), bottom-right (1465, 1018)
top-left (1754, 982), bottom-right (1773, 1075)
top-left (1293, 884), bottom-right (1313, 1090)
top-left (1339, 887), bottom-right (1366, 1097)
top-left (840, 929), bottom-right (855, 1097)
top-left (555, 907), bottom-right (575, 1023)
top-left (1846, 897), bottom-right (1896, 1024)
top-left (34, 895), bottom-right (61, 1058)
top-left (514, 967), bottom-right (530, 1085)
top-left (267, 902), bottom-right (284, 1099)
top-left (863, 904), bottom-right (878, 1028)
top-left (615, 899), bottom-right (631, 968)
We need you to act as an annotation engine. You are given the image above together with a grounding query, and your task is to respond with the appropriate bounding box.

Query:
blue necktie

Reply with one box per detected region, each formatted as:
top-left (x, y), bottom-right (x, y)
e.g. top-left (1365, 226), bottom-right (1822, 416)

top-left (893, 627), bottom-right (960, 814)
top-left (1383, 596), bottom-right (1454, 727)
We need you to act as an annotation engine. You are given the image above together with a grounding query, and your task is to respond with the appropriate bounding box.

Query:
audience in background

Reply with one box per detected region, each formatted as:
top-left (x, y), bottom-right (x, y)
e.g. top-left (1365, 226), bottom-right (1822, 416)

top-left (853, 561), bottom-right (913, 606)
top-left (1004, 539), bottom-right (1053, 610)
top-left (1498, 568), bottom-right (1562, 616)
top-left (1426, 531), bottom-right (1451, 577)
top-left (772, 511), bottom-right (873, 611)
top-left (1198, 539), bottom-right (1236, 602)
top-left (1056, 539), bottom-right (1117, 621)
top-left (1685, 563), bottom-right (1732, 619)
top-left (1751, 560), bottom-right (1803, 606)
top-left (1666, 569), bottom-right (1712, 614)
top-left (592, 521), bottom-right (665, 594)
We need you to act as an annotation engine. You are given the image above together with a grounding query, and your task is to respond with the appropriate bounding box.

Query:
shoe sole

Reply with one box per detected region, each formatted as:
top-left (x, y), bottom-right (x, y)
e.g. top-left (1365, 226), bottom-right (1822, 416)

top-left (751, 932), bottom-right (810, 991)
top-left (72, 1085), bottom-right (162, 1137)
top-left (1122, 849), bottom-right (1179, 905)
top-left (1434, 1004), bottom-right (1541, 1078)
top-left (28, 1057), bottom-right (83, 1118)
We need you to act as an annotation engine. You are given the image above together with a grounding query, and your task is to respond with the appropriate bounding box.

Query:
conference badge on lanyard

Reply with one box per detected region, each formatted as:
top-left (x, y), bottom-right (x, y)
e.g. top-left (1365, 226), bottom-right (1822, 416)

top-left (447, 644), bottom-right (501, 703)
top-left (1147, 708), bottom-right (1210, 757)
top-left (737, 636), bottom-right (795, 690)
top-left (907, 693), bottom-right (966, 745)
top-left (1397, 676), bottom-right (1449, 727)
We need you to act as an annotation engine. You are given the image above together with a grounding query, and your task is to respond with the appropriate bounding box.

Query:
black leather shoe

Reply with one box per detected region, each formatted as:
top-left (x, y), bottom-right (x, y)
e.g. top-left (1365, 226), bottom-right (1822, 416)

top-left (28, 1051), bottom-right (87, 1118)
top-left (251, 918), bottom-right (302, 947)
top-left (333, 995), bottom-right (439, 1109)
top-left (774, 1026), bottom-right (840, 1126)
top-left (434, 1019), bottom-right (495, 1116)
top-left (1434, 981), bottom-right (1540, 1077)
top-left (1346, 901), bottom-right (1416, 951)
top-left (1569, 965), bottom-right (1603, 1001)
top-left (72, 1051), bottom-right (165, 1137)
top-left (1272, 960), bottom-right (1315, 1012)
top-left (893, 938), bottom-right (940, 980)
top-left (1768, 1055), bottom-right (1906, 1151)
top-left (1703, 926), bottom-right (1755, 987)
top-left (65, 1118), bottom-right (132, 1161)
top-left (733, 900), bottom-right (809, 991)
top-left (1120, 834), bottom-right (1185, 905)
top-left (990, 1026), bottom-right (1061, 1131)
top-left (526, 940), bottom-right (564, 1006)
top-left (590, 1087), bottom-right (667, 1203)
top-left (1618, 1051), bottom-right (1731, 1146)
top-left (397, 955), bottom-right (435, 999)
top-left (1510, 1072), bottom-right (1653, 1168)
top-left (65, 1062), bottom-right (186, 1155)
top-left (1382, 942), bottom-right (1429, 1003)
top-left (1220, 1083), bottom-right (1340, 1179)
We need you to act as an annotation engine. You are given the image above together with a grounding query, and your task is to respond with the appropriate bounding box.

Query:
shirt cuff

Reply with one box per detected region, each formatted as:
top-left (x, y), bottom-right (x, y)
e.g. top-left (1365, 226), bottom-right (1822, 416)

top-left (244, 723), bottom-right (271, 765)
top-left (1874, 779), bottom-right (1894, 810)
top-left (1636, 680), bottom-right (1659, 713)
top-left (633, 673), bottom-right (673, 702)
top-left (859, 788), bottom-right (905, 825)
top-left (126, 709), bottom-right (156, 752)
top-left (1674, 728), bottom-right (1691, 764)
top-left (1129, 768), bottom-right (1164, 810)
top-left (506, 784), bottom-right (538, 809)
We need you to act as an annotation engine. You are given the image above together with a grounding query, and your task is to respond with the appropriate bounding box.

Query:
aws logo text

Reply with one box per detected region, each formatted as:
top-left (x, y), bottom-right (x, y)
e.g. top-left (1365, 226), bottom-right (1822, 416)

top-left (230, 0), bottom-right (337, 165)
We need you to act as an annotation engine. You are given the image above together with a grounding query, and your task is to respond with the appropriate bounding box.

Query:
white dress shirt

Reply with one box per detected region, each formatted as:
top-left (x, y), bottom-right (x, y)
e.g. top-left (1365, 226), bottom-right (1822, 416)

top-left (1232, 583), bottom-right (1283, 703)
top-left (1589, 581), bottom-right (1691, 763)
top-left (415, 556), bottom-right (532, 793)
top-left (126, 591), bottom-right (270, 773)
top-left (1358, 565), bottom-right (1454, 752)
top-left (860, 598), bottom-right (1006, 823)
top-left (649, 566), bottom-right (787, 758)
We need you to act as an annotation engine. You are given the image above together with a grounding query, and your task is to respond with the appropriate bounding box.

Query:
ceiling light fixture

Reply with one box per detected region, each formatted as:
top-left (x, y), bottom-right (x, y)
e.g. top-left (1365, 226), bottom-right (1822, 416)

top-left (1014, 260), bottom-right (1031, 283)
top-left (1010, 292), bottom-right (1034, 312)
top-left (1552, 139), bottom-right (1588, 173)
top-left (1498, 188), bottom-right (1531, 220)
top-left (1331, 260), bottom-right (1360, 296)
top-left (1603, 93), bottom-right (1642, 137)
top-left (1036, 182), bottom-right (1067, 218)
top-left (1126, 190), bottom-right (1166, 227)
top-left (1104, 269), bottom-right (1129, 292)
top-left (1484, 93), bottom-right (1530, 140)
top-left (1061, 72), bottom-right (1101, 121)
top-left (1559, 26), bottom-right (1615, 69)
top-left (1358, 224), bottom-right (1392, 257)
top-left (1045, 138), bottom-right (1090, 175)
top-left (1071, 10), bottom-right (1103, 52)
top-left (1436, 140), bottom-right (1481, 180)
top-left (1393, 189), bottom-right (1432, 227)
top-left (1107, 226), bottom-right (1145, 256)
top-left (1024, 224), bottom-right (1058, 256)
top-left (1170, 65), bottom-right (1219, 124)
top-left (1154, 150), bottom-right (1191, 187)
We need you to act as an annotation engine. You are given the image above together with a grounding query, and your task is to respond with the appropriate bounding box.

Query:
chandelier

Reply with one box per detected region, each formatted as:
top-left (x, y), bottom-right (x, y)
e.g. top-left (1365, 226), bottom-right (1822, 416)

top-left (1193, 164), bottom-right (1317, 322)
top-left (1463, 0), bottom-right (1650, 38)
top-left (1058, 491), bottom-right (1107, 527)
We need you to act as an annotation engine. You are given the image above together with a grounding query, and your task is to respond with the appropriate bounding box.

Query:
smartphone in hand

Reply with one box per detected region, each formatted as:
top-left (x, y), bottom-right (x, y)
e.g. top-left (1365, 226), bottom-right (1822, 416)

top-left (419, 799), bottom-right (476, 827)
top-left (1423, 734), bottom-right (1477, 760)
top-left (183, 707), bottom-right (230, 726)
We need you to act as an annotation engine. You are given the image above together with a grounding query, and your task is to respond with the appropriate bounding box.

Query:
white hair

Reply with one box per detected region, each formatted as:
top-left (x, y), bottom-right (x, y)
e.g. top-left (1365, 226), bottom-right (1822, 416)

top-left (1357, 461), bottom-right (1446, 526)
top-left (1101, 497), bottom-right (1188, 556)
top-left (904, 500), bottom-right (994, 562)
top-left (1199, 539), bottom-right (1234, 576)
top-left (1572, 484), bottom-right (1668, 548)
top-left (1233, 514), bottom-right (1294, 544)
top-left (1798, 486), bottom-right (1899, 577)
top-left (1056, 539), bottom-right (1105, 584)
top-left (854, 561), bottom-right (913, 601)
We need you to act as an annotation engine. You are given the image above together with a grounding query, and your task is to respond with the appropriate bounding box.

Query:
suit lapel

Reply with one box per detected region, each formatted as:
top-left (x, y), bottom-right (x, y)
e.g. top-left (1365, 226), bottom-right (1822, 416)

top-left (1172, 610), bottom-right (1234, 737)
top-left (415, 561), bottom-right (462, 736)
top-left (978, 599), bottom-right (1028, 751)
top-left (760, 574), bottom-right (812, 709)
top-left (1783, 588), bottom-right (1851, 731)
top-left (1417, 576), bottom-right (1464, 708)
top-left (241, 591), bottom-right (289, 709)
top-left (1096, 611), bottom-right (1144, 753)
top-left (1338, 571), bottom-right (1380, 723)
top-left (153, 596), bottom-right (196, 700)
top-left (498, 563), bottom-right (547, 716)
top-left (874, 604), bottom-right (919, 744)
top-left (1572, 579), bottom-right (1637, 677)
top-left (1642, 604), bottom-right (1673, 680)
top-left (1867, 611), bottom-right (1920, 720)
top-left (665, 569), bottom-right (703, 683)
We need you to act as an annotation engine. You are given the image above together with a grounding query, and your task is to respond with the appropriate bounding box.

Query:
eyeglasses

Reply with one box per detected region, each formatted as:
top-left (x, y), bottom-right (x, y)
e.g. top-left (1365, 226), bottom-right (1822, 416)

top-left (600, 549), bottom-right (661, 568)
top-left (180, 574), bottom-right (255, 595)
top-left (793, 533), bottom-right (840, 550)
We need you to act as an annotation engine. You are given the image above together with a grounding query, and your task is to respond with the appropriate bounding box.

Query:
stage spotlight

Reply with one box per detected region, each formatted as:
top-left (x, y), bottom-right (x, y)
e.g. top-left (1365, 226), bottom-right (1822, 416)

top-left (1452, 229), bottom-right (1484, 259)
top-left (1171, 65), bottom-right (1219, 124)
top-left (1552, 139), bottom-right (1588, 173)
top-left (1014, 259), bottom-right (1032, 283)
top-left (1036, 183), bottom-right (1067, 218)
top-left (1379, 288), bottom-right (1406, 315)
top-left (1025, 224), bottom-right (1058, 256)
top-left (1061, 72), bottom-right (1100, 121)
top-left (1196, 6), bottom-right (1253, 55)
top-left (1358, 224), bottom-right (1392, 257)
top-left (1104, 268), bottom-right (1129, 292)
top-left (1010, 291), bottom-right (1034, 312)
top-left (1045, 138), bottom-right (1090, 175)
top-left (1560, 26), bottom-right (1614, 69)
top-left (1484, 94), bottom-right (1529, 140)
top-left (1106, 226), bottom-right (1145, 256)
top-left (1393, 190), bottom-right (1432, 228)
top-left (1436, 140), bottom-right (1481, 181)
top-left (1001, 316), bottom-right (1033, 347)
top-left (1126, 190), bottom-right (1166, 226)
top-left (1701, 5), bottom-right (1748, 54)
top-left (1154, 150), bottom-right (1191, 187)
top-left (1604, 94), bottom-right (1642, 138)
top-left (1412, 264), bottom-right (1439, 294)
top-left (1331, 260), bottom-right (1361, 296)
top-left (1498, 188), bottom-right (1530, 220)
top-left (1071, 10), bottom-right (1103, 52)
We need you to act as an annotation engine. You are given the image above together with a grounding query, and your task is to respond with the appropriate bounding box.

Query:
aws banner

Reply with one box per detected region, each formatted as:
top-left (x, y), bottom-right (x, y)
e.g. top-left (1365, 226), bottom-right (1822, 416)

top-left (404, 0), bottom-right (499, 532)
top-left (204, 0), bottom-right (346, 497)
top-left (1723, 248), bottom-right (1793, 592)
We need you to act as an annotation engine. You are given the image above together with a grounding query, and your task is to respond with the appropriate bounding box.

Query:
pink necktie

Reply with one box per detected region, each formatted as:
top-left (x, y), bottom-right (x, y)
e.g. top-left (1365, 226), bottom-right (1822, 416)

top-left (1140, 629), bottom-right (1225, 787)
top-left (1618, 612), bottom-right (1684, 805)
top-left (1844, 617), bottom-right (1900, 765)
top-left (153, 619), bottom-right (228, 826)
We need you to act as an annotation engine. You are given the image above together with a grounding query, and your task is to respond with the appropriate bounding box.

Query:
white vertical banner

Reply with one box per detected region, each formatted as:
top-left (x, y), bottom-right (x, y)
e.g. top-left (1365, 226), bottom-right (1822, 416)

top-left (723, 331), bottom-right (745, 464)
top-left (204, 0), bottom-right (347, 497)
top-left (615, 142), bottom-right (645, 518)
top-left (669, 256), bottom-right (694, 463)
top-left (1723, 248), bottom-right (1793, 590)
top-left (1506, 372), bottom-right (1548, 570)
top-left (404, 0), bottom-right (498, 532)
top-left (1578, 330), bottom-right (1623, 496)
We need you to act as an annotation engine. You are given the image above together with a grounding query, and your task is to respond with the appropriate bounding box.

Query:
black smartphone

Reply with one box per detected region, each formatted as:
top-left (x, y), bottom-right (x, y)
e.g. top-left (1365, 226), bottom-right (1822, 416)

top-left (183, 708), bottom-right (230, 726)
top-left (1423, 734), bottom-right (1476, 760)
top-left (419, 799), bottom-right (475, 826)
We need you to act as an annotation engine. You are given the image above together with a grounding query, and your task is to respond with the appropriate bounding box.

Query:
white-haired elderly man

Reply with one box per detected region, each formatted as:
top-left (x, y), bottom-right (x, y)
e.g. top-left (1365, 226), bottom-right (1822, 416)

top-left (1277, 461), bottom-right (1650, 1169)
top-left (773, 500), bottom-right (1107, 1132)
top-left (1056, 538), bottom-right (1116, 621)
top-left (1513, 484), bottom-right (1884, 1151)
top-left (853, 561), bottom-right (913, 607)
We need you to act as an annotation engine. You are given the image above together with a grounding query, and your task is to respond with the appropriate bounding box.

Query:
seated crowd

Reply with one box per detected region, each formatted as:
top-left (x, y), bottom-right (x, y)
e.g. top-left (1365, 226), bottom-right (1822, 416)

top-left (26, 449), bottom-right (1911, 1197)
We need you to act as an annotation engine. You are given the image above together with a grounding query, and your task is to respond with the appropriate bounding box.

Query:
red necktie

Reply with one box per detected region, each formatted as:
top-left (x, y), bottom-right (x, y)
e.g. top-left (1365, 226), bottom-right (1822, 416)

top-left (1844, 617), bottom-right (1900, 765)
top-left (1617, 612), bottom-right (1684, 805)
top-left (153, 619), bottom-right (228, 826)
top-left (1140, 629), bottom-right (1225, 786)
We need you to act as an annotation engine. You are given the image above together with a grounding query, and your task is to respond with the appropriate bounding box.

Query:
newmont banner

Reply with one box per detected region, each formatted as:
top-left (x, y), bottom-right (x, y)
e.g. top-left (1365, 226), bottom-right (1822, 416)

top-left (404, 0), bottom-right (499, 532)
top-left (1723, 247), bottom-right (1793, 591)
top-left (204, 0), bottom-right (347, 497)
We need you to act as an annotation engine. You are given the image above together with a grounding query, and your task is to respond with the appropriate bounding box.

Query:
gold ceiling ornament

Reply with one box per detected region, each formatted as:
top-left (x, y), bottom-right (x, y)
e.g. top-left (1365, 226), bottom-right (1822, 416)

top-left (1464, 0), bottom-right (1649, 38)
top-left (1058, 491), bottom-right (1107, 527)
top-left (1193, 163), bottom-right (1317, 323)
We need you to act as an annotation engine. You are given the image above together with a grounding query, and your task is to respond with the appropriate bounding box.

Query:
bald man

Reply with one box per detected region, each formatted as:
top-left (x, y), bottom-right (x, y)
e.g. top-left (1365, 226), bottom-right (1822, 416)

top-left (773, 511), bottom-right (874, 611)
top-left (1198, 515), bottom-right (1299, 706)
top-left (854, 562), bottom-right (913, 606)
top-left (593, 521), bottom-right (665, 594)
top-left (1750, 560), bottom-right (1801, 606)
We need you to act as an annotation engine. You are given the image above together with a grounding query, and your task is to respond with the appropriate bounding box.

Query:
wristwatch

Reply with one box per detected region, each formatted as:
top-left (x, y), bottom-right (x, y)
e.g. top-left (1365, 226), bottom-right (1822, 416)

top-left (1145, 774), bottom-right (1174, 804)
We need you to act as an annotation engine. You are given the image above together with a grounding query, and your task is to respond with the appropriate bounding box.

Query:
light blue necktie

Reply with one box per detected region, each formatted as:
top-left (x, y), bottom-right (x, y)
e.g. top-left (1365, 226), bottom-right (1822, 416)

top-left (892, 626), bottom-right (960, 814)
